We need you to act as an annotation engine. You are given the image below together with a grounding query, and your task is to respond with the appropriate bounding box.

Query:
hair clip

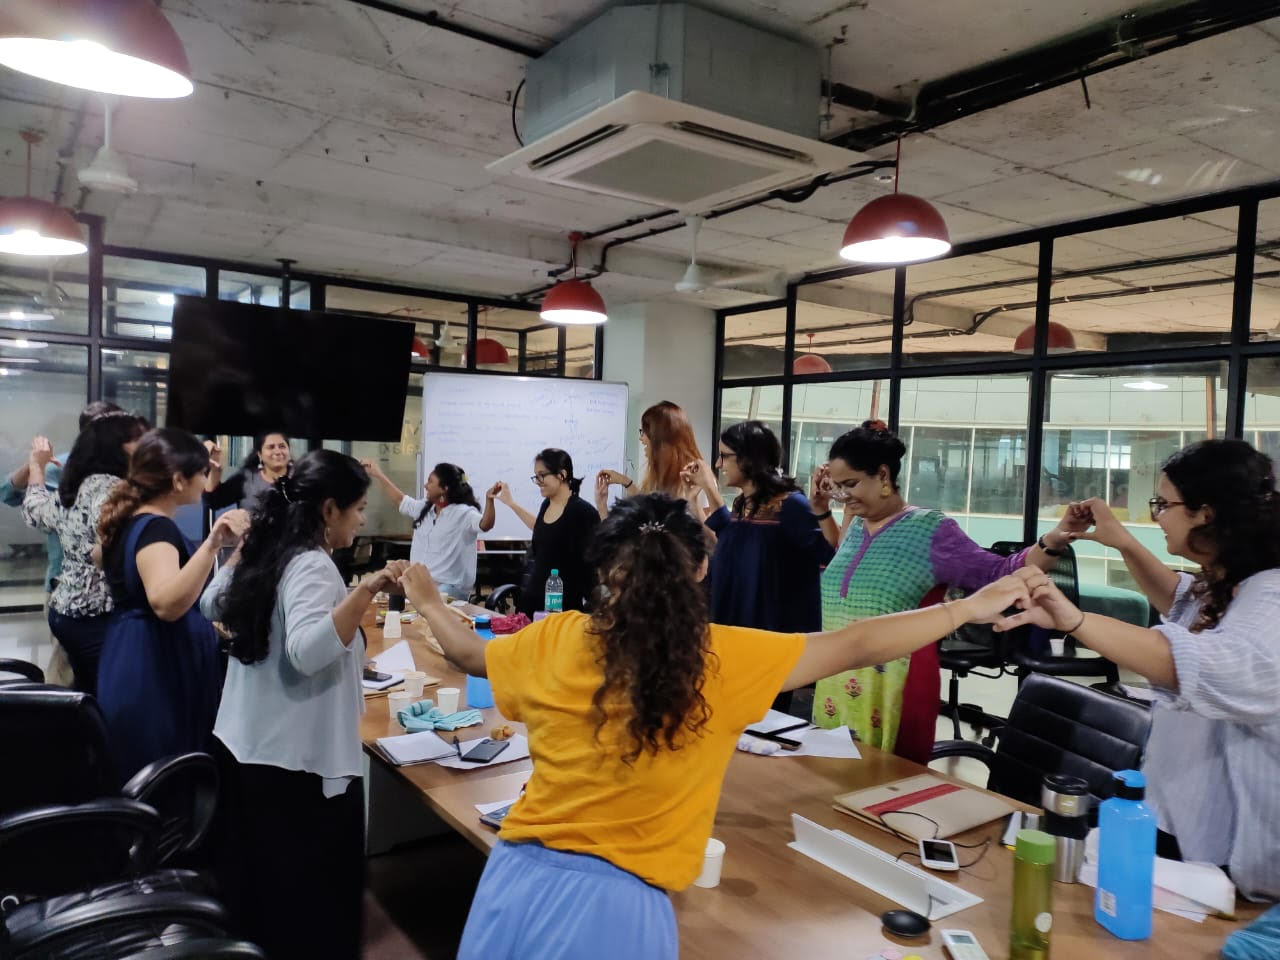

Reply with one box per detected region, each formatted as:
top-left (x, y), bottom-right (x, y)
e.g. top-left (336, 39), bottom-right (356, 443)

top-left (638, 521), bottom-right (665, 535)
top-left (278, 479), bottom-right (293, 503)
top-left (865, 419), bottom-right (889, 433)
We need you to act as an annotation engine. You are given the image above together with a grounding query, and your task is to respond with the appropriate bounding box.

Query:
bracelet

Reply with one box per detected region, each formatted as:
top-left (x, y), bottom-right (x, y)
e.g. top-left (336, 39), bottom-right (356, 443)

top-left (1066, 610), bottom-right (1086, 635)
top-left (624, 479), bottom-right (633, 489)
top-left (1037, 534), bottom-right (1066, 557)
top-left (813, 510), bottom-right (832, 521)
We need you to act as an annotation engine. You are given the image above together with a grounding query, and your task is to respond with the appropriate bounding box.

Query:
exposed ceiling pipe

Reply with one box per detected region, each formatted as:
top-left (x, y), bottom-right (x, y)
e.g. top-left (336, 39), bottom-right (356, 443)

top-left (343, 1), bottom-right (542, 58)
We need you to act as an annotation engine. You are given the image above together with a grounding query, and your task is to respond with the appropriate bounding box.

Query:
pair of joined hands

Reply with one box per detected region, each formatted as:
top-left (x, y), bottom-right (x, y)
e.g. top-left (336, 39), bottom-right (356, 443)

top-left (957, 566), bottom-right (1085, 634)
top-left (358, 559), bottom-right (441, 608)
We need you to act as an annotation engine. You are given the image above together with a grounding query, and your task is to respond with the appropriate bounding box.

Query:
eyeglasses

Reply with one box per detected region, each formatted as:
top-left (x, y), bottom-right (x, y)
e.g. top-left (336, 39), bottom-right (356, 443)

top-left (530, 472), bottom-right (552, 485)
top-left (715, 451), bottom-right (737, 462)
top-left (1148, 496), bottom-right (1186, 521)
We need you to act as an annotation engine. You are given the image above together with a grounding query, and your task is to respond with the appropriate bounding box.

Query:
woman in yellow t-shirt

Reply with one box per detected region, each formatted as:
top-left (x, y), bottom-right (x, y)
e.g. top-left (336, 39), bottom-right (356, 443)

top-left (400, 493), bottom-right (1029, 960)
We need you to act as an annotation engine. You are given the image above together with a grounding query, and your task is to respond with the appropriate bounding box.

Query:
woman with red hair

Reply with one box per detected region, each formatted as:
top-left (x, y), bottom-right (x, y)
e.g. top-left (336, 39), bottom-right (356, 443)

top-left (596, 401), bottom-right (706, 519)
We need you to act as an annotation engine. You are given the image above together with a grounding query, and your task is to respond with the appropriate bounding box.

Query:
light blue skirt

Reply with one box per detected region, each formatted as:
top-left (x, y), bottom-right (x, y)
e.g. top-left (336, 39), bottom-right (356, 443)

top-left (458, 841), bottom-right (678, 960)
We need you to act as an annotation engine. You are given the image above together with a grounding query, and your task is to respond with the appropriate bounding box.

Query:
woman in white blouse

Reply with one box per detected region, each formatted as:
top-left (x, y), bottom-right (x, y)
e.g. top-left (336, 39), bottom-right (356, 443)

top-left (200, 451), bottom-right (405, 959)
top-left (999, 439), bottom-right (1280, 902)
top-left (362, 458), bottom-right (494, 600)
top-left (21, 414), bottom-right (147, 692)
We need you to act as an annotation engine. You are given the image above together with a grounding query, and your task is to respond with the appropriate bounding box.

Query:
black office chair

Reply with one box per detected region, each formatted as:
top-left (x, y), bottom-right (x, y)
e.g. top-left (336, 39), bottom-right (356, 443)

top-left (485, 584), bottom-right (520, 614)
top-left (992, 540), bottom-right (1122, 693)
top-left (0, 658), bottom-right (44, 683)
top-left (930, 673), bottom-right (1151, 808)
top-left (119, 940), bottom-right (267, 960)
top-left (122, 754), bottom-right (219, 867)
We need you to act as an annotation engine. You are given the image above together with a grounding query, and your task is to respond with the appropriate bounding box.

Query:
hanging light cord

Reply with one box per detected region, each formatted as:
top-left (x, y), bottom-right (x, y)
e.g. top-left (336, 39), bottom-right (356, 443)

top-left (894, 136), bottom-right (901, 194)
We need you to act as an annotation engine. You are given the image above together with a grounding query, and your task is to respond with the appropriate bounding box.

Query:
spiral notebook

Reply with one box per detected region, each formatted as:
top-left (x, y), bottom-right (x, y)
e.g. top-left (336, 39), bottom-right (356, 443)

top-left (833, 773), bottom-right (1015, 841)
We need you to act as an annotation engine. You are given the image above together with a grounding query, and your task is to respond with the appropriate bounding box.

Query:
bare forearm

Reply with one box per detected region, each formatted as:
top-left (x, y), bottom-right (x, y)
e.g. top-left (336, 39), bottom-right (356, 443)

top-left (375, 472), bottom-right (407, 504)
top-left (8, 462), bottom-right (30, 489)
top-left (420, 601), bottom-right (488, 675)
top-left (504, 500), bottom-right (537, 530)
top-left (146, 543), bottom-right (218, 620)
top-left (331, 583), bottom-right (376, 646)
top-left (817, 515), bottom-right (839, 548)
top-left (480, 499), bottom-right (496, 532)
top-left (700, 483), bottom-right (725, 512)
top-left (1073, 614), bottom-right (1177, 688)
top-left (203, 466), bottom-right (222, 493)
top-left (1116, 540), bottom-right (1181, 615)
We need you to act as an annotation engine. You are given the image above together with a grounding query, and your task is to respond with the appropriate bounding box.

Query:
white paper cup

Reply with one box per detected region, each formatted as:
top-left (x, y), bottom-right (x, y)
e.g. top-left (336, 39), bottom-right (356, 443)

top-left (437, 687), bottom-right (461, 714)
top-left (403, 671), bottom-right (427, 699)
top-left (694, 837), bottom-right (725, 888)
top-left (388, 690), bottom-right (413, 720)
top-left (1049, 637), bottom-right (1067, 657)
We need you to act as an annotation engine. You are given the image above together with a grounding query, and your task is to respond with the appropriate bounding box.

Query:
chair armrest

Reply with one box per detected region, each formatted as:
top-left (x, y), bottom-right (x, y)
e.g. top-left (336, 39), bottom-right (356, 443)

top-left (11, 891), bottom-right (230, 956)
top-left (122, 753), bottom-right (219, 864)
top-left (0, 658), bottom-right (43, 683)
top-left (930, 739), bottom-right (999, 773)
top-left (486, 584), bottom-right (519, 612)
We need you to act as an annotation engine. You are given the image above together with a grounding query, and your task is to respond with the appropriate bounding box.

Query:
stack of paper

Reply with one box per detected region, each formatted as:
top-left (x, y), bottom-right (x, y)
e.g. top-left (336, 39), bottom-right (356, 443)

top-left (1078, 828), bottom-right (1236, 922)
top-left (375, 730), bottom-right (456, 765)
top-left (363, 639), bottom-right (416, 691)
top-left (741, 709), bottom-right (861, 759)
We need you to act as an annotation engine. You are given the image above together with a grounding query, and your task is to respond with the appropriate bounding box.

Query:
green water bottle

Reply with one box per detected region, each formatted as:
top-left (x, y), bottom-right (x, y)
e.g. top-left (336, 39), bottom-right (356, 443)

top-left (1010, 829), bottom-right (1055, 960)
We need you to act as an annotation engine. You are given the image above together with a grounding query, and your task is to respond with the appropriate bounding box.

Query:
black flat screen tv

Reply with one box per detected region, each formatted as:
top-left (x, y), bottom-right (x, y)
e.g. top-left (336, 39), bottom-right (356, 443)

top-left (167, 297), bottom-right (413, 441)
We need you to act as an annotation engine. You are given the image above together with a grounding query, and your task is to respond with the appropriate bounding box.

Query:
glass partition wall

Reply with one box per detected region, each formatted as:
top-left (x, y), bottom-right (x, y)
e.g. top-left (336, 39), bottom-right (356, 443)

top-left (716, 187), bottom-right (1280, 591)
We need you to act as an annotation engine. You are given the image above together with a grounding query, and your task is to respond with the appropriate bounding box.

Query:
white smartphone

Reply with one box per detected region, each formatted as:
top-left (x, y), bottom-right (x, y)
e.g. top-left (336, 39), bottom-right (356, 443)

top-left (918, 838), bottom-right (959, 871)
top-left (940, 929), bottom-right (991, 960)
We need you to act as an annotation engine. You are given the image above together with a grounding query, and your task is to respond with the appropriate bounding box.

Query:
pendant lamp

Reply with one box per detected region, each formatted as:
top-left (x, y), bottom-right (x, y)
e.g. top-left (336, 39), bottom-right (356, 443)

top-left (0, 0), bottom-right (193, 99)
top-left (793, 333), bottom-right (832, 375)
top-left (541, 233), bottom-right (607, 325)
top-left (0, 132), bottom-right (87, 257)
top-left (839, 138), bottom-right (951, 264)
top-left (474, 307), bottom-right (511, 365)
top-left (1013, 321), bottom-right (1076, 354)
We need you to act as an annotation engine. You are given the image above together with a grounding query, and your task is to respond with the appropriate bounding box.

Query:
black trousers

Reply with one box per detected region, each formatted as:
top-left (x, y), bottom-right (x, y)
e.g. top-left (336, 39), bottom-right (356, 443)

top-left (47, 609), bottom-right (109, 695)
top-left (213, 740), bottom-right (365, 960)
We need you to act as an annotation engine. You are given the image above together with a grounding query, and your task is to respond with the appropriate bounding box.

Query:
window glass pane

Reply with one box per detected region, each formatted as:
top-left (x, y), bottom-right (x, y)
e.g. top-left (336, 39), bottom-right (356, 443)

top-left (790, 379), bottom-right (887, 525)
top-left (795, 272), bottom-right (894, 373)
top-left (717, 384), bottom-right (783, 502)
top-left (722, 307), bottom-right (785, 379)
top-left (565, 325), bottom-right (595, 379)
top-left (478, 306), bottom-right (537, 374)
top-left (102, 349), bottom-right (167, 425)
top-left (1051, 219), bottom-right (1237, 353)
top-left (899, 375), bottom-right (1028, 546)
top-left (218, 271), bottom-right (281, 307)
top-left (1252, 198), bottom-right (1280, 342)
top-left (0, 256), bottom-right (89, 334)
top-left (0, 339), bottom-right (87, 608)
top-left (904, 245), bottom-right (1039, 365)
top-left (351, 372), bottom-right (423, 537)
top-left (325, 287), bottom-right (468, 369)
top-left (103, 256), bottom-right (203, 341)
top-left (1039, 362), bottom-right (1227, 588)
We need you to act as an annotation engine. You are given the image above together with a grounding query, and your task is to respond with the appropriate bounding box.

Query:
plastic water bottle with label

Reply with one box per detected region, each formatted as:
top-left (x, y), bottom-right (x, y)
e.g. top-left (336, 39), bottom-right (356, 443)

top-left (1095, 769), bottom-right (1155, 940)
top-left (464, 615), bottom-right (495, 710)
top-left (544, 569), bottom-right (564, 613)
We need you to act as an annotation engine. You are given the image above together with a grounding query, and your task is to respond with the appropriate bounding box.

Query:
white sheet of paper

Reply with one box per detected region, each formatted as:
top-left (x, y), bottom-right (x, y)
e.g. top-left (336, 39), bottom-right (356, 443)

top-left (375, 730), bottom-right (456, 765)
top-left (745, 710), bottom-right (861, 758)
top-left (1077, 828), bottom-right (1234, 923)
top-left (475, 797), bottom-right (522, 815)
top-left (433, 734), bottom-right (531, 771)
top-left (363, 639), bottom-right (417, 689)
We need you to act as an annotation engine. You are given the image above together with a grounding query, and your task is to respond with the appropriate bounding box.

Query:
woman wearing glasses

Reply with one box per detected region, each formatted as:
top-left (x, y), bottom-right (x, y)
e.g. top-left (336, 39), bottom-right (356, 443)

top-left (490, 448), bottom-right (600, 616)
top-left (595, 401), bottom-right (707, 520)
top-left (804, 420), bottom-right (1083, 762)
top-left (681, 421), bottom-right (834, 711)
top-left (998, 439), bottom-right (1280, 901)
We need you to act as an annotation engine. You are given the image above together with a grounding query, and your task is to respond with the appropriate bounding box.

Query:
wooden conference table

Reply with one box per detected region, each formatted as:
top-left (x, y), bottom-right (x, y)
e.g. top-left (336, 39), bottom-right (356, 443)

top-left (360, 610), bottom-right (1259, 959)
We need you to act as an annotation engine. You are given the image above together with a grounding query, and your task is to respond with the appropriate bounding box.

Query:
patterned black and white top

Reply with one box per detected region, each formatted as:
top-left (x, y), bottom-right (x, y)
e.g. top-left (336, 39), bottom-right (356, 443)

top-left (22, 473), bottom-right (118, 618)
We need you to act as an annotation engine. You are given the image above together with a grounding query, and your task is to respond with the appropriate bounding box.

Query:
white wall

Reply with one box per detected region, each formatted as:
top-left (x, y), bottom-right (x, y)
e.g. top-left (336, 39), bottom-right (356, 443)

top-left (602, 301), bottom-right (718, 473)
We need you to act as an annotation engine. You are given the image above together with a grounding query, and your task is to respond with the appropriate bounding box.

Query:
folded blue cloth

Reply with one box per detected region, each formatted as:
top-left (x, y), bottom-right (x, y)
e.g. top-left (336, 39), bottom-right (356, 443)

top-left (396, 698), bottom-right (483, 732)
top-left (1223, 903), bottom-right (1280, 960)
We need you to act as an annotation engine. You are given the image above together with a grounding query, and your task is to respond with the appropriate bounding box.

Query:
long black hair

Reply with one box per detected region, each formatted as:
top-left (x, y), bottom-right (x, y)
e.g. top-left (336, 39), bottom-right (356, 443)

top-left (537, 448), bottom-right (582, 496)
top-left (586, 493), bottom-right (715, 764)
top-left (828, 419), bottom-right (908, 489)
top-left (240, 430), bottom-right (291, 473)
top-left (98, 429), bottom-right (210, 553)
top-left (220, 450), bottom-right (369, 664)
top-left (414, 462), bottom-right (480, 528)
top-left (78, 400), bottom-right (124, 431)
top-left (58, 412), bottom-right (149, 507)
top-left (720, 420), bottom-right (798, 518)
top-left (1161, 439), bottom-right (1280, 632)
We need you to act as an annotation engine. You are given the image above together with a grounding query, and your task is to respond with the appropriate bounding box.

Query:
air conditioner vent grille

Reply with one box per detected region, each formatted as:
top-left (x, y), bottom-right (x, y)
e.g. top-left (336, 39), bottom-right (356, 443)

top-left (667, 121), bottom-right (812, 163)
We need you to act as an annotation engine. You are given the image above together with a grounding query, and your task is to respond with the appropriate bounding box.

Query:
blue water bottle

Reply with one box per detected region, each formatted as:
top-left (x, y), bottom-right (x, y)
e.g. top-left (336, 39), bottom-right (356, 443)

top-left (1095, 769), bottom-right (1156, 940)
top-left (464, 615), bottom-right (495, 710)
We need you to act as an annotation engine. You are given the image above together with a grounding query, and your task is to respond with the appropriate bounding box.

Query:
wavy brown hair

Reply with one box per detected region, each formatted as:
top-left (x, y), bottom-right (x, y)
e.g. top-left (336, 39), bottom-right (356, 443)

top-left (640, 401), bottom-right (704, 496)
top-left (98, 428), bottom-right (210, 553)
top-left (586, 493), bottom-right (715, 764)
top-left (1161, 439), bottom-right (1280, 632)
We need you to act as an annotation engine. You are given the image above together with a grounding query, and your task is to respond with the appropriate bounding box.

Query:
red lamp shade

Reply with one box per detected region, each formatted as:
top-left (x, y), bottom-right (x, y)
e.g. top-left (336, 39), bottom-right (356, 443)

top-left (793, 353), bottom-right (833, 375)
top-left (839, 194), bottom-right (951, 264)
top-left (0, 196), bottom-right (86, 256)
top-left (0, 0), bottom-right (194, 99)
top-left (410, 336), bottom-right (432, 358)
top-left (475, 337), bottom-right (510, 365)
top-left (1013, 321), bottom-right (1076, 355)
top-left (540, 279), bottom-right (607, 325)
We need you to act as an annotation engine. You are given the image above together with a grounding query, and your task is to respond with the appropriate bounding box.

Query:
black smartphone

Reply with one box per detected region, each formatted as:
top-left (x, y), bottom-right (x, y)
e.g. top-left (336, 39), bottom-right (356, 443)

top-left (461, 738), bottom-right (510, 764)
top-left (363, 666), bottom-right (393, 683)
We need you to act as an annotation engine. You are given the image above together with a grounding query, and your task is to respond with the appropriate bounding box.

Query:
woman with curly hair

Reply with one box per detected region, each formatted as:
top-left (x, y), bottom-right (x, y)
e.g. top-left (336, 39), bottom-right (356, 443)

top-left (399, 492), bottom-right (1030, 958)
top-left (997, 439), bottom-right (1280, 902)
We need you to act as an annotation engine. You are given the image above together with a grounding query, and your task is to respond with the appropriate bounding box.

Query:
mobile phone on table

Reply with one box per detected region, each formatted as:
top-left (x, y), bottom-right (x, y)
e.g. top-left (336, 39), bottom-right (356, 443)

top-left (919, 838), bottom-right (959, 871)
top-left (461, 738), bottom-right (510, 763)
top-left (479, 802), bottom-right (515, 829)
top-left (363, 666), bottom-right (393, 683)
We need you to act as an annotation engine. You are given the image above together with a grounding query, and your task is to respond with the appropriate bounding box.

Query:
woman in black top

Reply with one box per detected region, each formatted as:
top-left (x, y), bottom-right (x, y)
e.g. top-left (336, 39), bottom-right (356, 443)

top-left (203, 430), bottom-right (292, 511)
top-left (490, 448), bottom-right (599, 616)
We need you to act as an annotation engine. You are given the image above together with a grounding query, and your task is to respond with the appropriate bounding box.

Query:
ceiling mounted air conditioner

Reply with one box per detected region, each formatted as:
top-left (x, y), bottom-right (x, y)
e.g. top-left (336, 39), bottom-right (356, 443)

top-left (489, 91), bottom-right (865, 211)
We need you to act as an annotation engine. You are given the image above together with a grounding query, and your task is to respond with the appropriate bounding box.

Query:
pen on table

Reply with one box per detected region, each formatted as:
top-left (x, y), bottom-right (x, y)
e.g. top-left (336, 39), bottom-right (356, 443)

top-left (742, 721), bottom-right (811, 750)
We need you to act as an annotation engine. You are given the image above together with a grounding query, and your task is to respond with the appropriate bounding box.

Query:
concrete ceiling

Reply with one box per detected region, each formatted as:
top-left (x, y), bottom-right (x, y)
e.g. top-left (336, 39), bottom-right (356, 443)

top-left (0, 0), bottom-right (1278, 346)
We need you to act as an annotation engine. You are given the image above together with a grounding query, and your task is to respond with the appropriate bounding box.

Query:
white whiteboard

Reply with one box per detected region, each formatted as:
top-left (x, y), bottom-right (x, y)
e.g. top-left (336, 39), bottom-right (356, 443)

top-left (420, 373), bottom-right (629, 540)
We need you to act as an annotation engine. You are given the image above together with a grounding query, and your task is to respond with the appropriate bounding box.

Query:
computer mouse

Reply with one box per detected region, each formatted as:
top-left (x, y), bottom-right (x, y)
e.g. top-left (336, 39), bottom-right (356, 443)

top-left (880, 909), bottom-right (930, 938)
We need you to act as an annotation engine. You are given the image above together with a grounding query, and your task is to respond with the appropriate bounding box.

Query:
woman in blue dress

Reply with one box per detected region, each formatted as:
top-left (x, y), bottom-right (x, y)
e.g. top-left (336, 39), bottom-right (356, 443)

top-left (97, 428), bottom-right (249, 779)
